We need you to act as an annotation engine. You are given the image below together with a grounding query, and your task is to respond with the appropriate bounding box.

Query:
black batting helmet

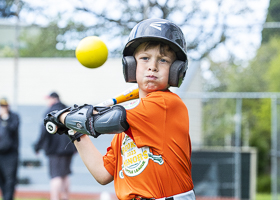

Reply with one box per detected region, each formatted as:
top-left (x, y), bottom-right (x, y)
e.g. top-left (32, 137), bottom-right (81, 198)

top-left (122, 18), bottom-right (188, 87)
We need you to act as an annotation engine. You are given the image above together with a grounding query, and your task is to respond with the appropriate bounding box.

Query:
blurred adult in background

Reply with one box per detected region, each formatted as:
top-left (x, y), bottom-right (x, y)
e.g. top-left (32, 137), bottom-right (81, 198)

top-left (0, 98), bottom-right (20, 200)
top-left (34, 92), bottom-right (76, 200)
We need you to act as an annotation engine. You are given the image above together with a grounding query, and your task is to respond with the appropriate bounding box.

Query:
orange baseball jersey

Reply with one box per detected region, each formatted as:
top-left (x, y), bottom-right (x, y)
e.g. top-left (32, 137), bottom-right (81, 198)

top-left (103, 90), bottom-right (193, 200)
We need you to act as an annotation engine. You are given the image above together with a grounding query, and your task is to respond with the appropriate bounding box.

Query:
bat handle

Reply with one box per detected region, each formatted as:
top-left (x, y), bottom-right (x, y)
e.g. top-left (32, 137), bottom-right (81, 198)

top-left (46, 122), bottom-right (75, 135)
top-left (46, 121), bottom-right (58, 134)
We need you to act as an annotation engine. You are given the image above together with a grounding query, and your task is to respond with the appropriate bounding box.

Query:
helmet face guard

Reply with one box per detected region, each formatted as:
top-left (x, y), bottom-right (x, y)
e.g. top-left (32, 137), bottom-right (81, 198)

top-left (122, 18), bottom-right (188, 87)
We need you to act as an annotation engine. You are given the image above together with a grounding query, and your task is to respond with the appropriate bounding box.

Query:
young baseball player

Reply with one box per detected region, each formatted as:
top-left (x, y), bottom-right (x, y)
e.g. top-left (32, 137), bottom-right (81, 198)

top-left (45, 18), bottom-right (195, 200)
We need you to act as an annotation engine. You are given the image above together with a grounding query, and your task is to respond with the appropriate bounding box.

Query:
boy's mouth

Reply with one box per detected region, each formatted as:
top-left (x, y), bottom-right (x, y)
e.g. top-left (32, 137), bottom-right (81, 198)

top-left (146, 75), bottom-right (157, 80)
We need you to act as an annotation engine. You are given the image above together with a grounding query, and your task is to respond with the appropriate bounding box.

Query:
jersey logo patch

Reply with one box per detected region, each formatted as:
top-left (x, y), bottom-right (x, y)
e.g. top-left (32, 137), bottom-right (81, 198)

top-left (119, 135), bottom-right (163, 178)
top-left (123, 99), bottom-right (140, 110)
top-left (150, 22), bottom-right (167, 31)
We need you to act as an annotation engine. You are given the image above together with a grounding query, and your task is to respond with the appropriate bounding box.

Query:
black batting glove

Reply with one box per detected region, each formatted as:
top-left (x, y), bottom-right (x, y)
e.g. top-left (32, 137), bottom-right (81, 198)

top-left (44, 107), bottom-right (72, 135)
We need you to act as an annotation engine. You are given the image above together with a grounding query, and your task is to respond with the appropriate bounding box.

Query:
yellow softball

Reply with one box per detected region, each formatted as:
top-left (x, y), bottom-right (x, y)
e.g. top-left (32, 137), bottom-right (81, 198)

top-left (75, 36), bottom-right (108, 69)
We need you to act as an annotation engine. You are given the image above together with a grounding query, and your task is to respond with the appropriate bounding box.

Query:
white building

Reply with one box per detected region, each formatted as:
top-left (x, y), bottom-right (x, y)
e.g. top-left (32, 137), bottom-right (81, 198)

top-left (0, 57), bottom-right (202, 146)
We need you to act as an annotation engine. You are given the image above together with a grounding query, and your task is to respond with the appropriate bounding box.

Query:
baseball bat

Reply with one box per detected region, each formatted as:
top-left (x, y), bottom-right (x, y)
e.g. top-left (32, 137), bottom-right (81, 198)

top-left (46, 85), bottom-right (139, 134)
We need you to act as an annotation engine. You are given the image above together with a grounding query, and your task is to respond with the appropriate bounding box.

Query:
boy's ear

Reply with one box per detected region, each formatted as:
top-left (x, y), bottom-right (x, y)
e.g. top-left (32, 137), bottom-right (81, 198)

top-left (122, 56), bottom-right (137, 83)
top-left (169, 61), bottom-right (188, 87)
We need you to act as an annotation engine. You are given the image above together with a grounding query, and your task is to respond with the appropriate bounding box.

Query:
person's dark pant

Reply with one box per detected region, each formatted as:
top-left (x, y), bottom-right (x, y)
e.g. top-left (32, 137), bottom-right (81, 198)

top-left (0, 152), bottom-right (18, 200)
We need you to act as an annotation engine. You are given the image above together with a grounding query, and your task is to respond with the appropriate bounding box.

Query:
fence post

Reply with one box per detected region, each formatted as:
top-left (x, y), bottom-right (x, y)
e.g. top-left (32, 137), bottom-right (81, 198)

top-left (13, 0), bottom-right (20, 111)
top-left (271, 97), bottom-right (277, 200)
top-left (235, 98), bottom-right (242, 200)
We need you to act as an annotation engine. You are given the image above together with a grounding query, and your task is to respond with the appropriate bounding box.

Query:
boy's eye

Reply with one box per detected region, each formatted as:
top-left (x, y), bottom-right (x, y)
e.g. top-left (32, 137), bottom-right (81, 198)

top-left (159, 58), bottom-right (171, 64)
top-left (141, 57), bottom-right (149, 60)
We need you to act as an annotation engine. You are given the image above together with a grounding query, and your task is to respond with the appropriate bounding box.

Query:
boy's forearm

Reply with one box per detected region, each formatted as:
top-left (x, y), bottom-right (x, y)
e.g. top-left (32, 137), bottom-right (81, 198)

top-left (59, 112), bottom-right (69, 124)
top-left (74, 135), bottom-right (114, 185)
top-left (58, 111), bottom-right (113, 183)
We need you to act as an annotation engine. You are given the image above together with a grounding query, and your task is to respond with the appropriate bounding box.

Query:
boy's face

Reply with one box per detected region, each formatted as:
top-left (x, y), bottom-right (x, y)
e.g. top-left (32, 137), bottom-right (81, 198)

top-left (134, 43), bottom-right (176, 97)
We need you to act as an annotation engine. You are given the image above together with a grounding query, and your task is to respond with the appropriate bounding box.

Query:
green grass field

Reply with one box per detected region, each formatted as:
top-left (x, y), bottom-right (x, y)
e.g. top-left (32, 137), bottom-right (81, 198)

top-left (256, 193), bottom-right (271, 200)
top-left (0, 193), bottom-right (272, 200)
top-left (0, 199), bottom-right (44, 200)
top-left (0, 198), bottom-right (98, 200)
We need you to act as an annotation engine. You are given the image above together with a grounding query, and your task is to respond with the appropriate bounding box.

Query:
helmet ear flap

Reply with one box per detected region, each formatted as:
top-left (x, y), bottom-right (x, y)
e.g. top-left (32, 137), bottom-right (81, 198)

top-left (169, 60), bottom-right (188, 87)
top-left (123, 56), bottom-right (188, 87)
top-left (122, 56), bottom-right (137, 83)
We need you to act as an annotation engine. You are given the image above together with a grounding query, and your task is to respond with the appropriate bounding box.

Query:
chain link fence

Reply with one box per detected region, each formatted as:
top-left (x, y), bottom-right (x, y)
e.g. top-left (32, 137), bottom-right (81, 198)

top-left (181, 93), bottom-right (280, 200)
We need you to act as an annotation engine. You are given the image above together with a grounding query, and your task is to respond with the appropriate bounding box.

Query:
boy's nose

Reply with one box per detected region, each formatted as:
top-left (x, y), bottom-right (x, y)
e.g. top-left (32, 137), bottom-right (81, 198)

top-left (148, 61), bottom-right (158, 72)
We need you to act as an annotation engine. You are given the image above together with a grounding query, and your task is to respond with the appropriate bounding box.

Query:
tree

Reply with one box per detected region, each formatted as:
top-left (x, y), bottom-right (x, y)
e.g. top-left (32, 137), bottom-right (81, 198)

top-left (248, 37), bottom-right (280, 182)
top-left (261, 0), bottom-right (280, 44)
top-left (0, 0), bottom-right (17, 18)
top-left (22, 0), bottom-right (262, 60)
top-left (203, 0), bottom-right (280, 189)
top-left (202, 60), bottom-right (244, 147)
top-left (203, 36), bottom-right (280, 186)
top-left (18, 20), bottom-right (86, 57)
top-left (265, 38), bottom-right (280, 92)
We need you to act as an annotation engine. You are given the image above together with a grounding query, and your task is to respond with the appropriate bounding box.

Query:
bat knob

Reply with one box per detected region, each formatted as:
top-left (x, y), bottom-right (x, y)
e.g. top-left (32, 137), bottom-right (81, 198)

top-left (46, 122), bottom-right (57, 134)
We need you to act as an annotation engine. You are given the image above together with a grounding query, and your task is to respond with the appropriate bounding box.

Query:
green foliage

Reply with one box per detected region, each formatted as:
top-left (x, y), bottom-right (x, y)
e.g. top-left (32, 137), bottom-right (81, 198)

top-left (19, 22), bottom-right (75, 57)
top-left (1, 0), bottom-right (260, 59)
top-left (249, 99), bottom-right (271, 174)
top-left (18, 0), bottom-right (257, 59)
top-left (203, 36), bottom-right (280, 178)
top-left (265, 39), bottom-right (280, 92)
top-left (202, 61), bottom-right (237, 146)
top-left (252, 37), bottom-right (280, 175)
top-left (0, 46), bottom-right (14, 57)
top-left (203, 98), bottom-right (236, 146)
top-left (257, 174), bottom-right (271, 193)
top-left (202, 59), bottom-right (263, 146)
top-left (262, 0), bottom-right (280, 44)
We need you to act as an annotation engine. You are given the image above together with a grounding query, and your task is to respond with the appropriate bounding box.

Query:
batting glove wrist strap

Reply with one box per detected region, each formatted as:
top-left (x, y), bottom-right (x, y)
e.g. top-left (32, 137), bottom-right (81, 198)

top-left (68, 131), bottom-right (84, 143)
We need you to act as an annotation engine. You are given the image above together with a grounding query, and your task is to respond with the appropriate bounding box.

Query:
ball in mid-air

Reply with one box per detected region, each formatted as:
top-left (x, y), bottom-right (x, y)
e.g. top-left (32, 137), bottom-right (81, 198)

top-left (75, 36), bottom-right (108, 69)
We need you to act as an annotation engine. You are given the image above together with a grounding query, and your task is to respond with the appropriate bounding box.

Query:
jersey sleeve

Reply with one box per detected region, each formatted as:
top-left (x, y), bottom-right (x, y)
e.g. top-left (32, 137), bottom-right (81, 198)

top-left (126, 92), bottom-right (167, 152)
top-left (103, 136), bottom-right (119, 176)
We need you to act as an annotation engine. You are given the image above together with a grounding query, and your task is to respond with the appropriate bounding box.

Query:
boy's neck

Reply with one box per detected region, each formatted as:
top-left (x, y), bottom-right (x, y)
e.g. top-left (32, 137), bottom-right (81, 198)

top-left (139, 89), bottom-right (148, 99)
top-left (138, 88), bottom-right (169, 99)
